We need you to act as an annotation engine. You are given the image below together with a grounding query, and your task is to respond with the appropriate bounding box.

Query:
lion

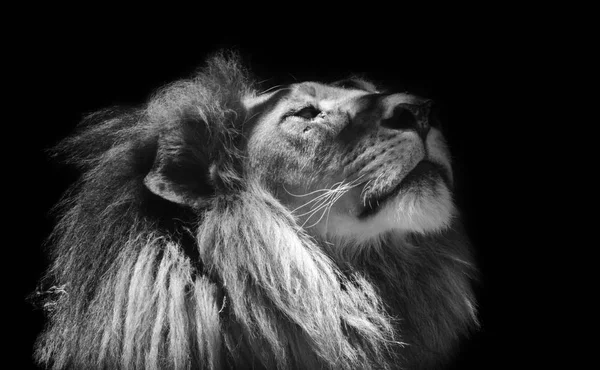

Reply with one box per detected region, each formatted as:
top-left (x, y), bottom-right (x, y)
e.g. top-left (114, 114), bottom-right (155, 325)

top-left (33, 51), bottom-right (478, 369)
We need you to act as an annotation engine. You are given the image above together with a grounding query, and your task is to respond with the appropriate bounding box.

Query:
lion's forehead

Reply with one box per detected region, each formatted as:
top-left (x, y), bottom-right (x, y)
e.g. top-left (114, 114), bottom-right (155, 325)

top-left (289, 82), bottom-right (374, 99)
top-left (294, 82), bottom-right (374, 110)
top-left (243, 81), bottom-right (372, 113)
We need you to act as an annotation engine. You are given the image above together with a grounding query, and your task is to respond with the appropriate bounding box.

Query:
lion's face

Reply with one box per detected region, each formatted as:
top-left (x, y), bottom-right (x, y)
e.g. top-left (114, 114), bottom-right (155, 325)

top-left (243, 80), bottom-right (454, 244)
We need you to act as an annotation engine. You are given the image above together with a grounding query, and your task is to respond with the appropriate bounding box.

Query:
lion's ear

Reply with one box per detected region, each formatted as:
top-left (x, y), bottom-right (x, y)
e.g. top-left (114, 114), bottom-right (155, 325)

top-left (144, 171), bottom-right (203, 207)
top-left (144, 125), bottom-right (215, 209)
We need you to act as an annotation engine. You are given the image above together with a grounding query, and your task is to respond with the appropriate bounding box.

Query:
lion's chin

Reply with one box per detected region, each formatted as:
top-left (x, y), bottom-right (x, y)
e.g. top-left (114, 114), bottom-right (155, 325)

top-left (315, 180), bottom-right (455, 246)
top-left (358, 160), bottom-right (450, 218)
top-left (376, 181), bottom-right (454, 234)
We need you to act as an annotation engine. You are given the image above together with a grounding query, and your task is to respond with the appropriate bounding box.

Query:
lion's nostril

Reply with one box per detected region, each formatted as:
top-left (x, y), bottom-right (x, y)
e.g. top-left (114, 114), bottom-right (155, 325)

top-left (381, 107), bottom-right (417, 131)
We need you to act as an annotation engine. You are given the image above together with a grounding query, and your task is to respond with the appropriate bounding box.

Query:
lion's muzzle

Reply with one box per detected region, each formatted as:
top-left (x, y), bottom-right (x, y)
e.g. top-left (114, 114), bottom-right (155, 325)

top-left (347, 93), bottom-right (435, 140)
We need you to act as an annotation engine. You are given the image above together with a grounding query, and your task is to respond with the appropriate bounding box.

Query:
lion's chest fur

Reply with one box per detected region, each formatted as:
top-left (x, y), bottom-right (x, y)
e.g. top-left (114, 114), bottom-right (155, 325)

top-left (325, 230), bottom-right (478, 368)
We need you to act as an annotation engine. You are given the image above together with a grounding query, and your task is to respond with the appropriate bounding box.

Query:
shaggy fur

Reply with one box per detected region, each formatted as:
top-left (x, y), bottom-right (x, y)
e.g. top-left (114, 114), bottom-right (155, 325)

top-left (34, 51), bottom-right (478, 369)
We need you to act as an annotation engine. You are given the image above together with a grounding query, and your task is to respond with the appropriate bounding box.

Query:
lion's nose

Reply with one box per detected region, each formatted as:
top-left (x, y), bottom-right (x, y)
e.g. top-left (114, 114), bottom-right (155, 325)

top-left (379, 94), bottom-right (433, 140)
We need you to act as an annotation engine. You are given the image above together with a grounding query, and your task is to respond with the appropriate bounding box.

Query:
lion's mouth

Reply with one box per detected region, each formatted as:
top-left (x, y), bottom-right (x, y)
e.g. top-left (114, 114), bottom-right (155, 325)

top-left (358, 160), bottom-right (448, 218)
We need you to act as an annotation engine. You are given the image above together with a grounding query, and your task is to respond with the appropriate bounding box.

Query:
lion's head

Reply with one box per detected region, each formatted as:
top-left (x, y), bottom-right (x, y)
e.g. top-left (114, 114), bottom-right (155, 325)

top-left (34, 52), bottom-right (478, 369)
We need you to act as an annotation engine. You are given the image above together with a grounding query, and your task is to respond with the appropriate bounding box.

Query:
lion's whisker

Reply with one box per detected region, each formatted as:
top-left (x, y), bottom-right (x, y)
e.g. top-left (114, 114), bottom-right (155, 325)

top-left (299, 187), bottom-right (344, 225)
top-left (241, 111), bottom-right (262, 126)
top-left (361, 180), bottom-right (373, 204)
top-left (289, 175), bottom-right (367, 215)
top-left (257, 85), bottom-right (290, 95)
top-left (306, 186), bottom-right (350, 229)
top-left (362, 172), bottom-right (385, 206)
top-left (323, 187), bottom-right (349, 232)
top-left (291, 180), bottom-right (349, 213)
top-left (303, 178), bottom-right (364, 229)
top-left (323, 178), bottom-right (364, 230)
top-left (304, 190), bottom-right (343, 228)
top-left (297, 193), bottom-right (337, 218)
top-left (283, 185), bottom-right (335, 198)
top-left (291, 190), bottom-right (337, 213)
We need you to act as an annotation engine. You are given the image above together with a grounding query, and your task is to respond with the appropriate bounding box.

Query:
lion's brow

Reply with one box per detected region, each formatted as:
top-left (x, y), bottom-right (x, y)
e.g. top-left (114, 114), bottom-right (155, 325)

top-left (253, 87), bottom-right (294, 114)
top-left (331, 78), bottom-right (376, 92)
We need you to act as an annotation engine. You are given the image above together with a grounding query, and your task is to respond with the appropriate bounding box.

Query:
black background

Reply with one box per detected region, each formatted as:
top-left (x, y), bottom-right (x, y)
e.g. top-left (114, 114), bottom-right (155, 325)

top-left (14, 15), bottom-right (544, 369)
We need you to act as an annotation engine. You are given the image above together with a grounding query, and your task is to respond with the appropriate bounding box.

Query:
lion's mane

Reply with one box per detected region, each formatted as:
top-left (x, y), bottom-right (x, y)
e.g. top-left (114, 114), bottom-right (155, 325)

top-left (34, 53), bottom-right (478, 369)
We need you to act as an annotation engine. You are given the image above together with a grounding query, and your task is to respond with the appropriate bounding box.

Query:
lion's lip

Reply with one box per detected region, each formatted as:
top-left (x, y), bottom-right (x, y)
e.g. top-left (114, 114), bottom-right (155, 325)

top-left (358, 160), bottom-right (446, 218)
top-left (398, 160), bottom-right (445, 187)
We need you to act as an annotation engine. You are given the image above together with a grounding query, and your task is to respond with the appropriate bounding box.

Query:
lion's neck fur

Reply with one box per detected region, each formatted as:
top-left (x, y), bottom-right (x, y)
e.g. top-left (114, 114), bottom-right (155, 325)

top-left (36, 183), bottom-right (476, 370)
top-left (196, 186), bottom-right (399, 369)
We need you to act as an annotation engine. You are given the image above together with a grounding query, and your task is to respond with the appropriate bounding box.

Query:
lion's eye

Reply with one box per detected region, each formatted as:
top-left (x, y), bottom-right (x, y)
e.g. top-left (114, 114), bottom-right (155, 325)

top-left (292, 106), bottom-right (321, 120)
